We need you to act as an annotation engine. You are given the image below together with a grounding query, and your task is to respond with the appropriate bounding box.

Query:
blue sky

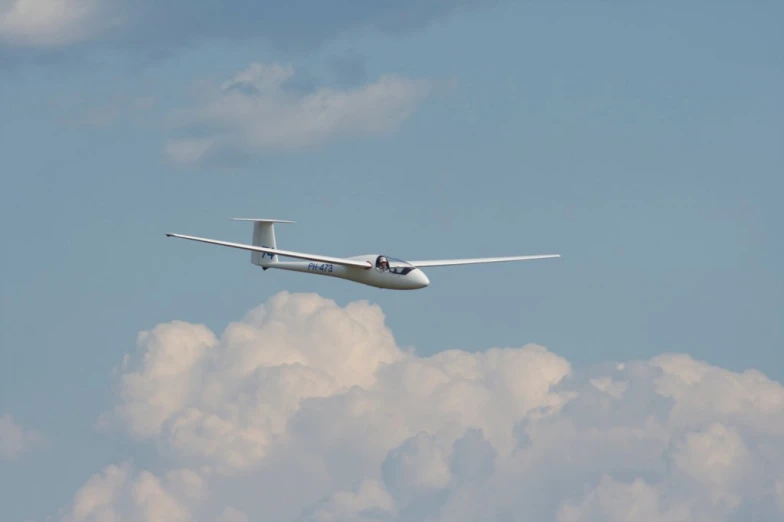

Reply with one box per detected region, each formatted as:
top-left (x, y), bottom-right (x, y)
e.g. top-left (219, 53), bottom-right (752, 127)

top-left (1, 1), bottom-right (783, 521)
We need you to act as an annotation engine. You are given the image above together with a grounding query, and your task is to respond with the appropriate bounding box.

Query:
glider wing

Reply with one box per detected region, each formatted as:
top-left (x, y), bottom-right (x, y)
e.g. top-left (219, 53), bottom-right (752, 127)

top-left (408, 254), bottom-right (560, 267)
top-left (165, 233), bottom-right (372, 268)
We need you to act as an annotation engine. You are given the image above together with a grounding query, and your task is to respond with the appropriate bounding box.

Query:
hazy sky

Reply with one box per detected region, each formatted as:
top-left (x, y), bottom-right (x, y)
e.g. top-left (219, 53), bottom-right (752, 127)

top-left (1, 1), bottom-right (782, 521)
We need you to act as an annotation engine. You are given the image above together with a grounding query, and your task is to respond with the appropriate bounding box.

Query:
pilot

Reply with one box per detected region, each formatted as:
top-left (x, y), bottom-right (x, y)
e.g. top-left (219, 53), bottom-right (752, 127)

top-left (377, 256), bottom-right (389, 271)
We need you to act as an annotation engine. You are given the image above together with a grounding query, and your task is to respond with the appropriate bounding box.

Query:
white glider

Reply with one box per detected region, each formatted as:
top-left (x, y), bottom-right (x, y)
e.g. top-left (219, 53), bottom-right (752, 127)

top-left (165, 218), bottom-right (560, 290)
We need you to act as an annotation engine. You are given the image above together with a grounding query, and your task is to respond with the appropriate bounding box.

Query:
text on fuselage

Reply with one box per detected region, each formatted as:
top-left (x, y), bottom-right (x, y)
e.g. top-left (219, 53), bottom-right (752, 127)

top-left (308, 263), bottom-right (333, 272)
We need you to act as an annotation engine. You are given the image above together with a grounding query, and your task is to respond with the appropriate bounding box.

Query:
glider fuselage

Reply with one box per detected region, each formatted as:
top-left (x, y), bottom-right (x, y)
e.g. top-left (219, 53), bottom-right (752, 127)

top-left (269, 255), bottom-right (430, 290)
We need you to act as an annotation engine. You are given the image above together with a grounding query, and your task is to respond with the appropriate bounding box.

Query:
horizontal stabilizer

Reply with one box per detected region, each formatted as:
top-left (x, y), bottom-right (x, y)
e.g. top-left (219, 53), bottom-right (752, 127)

top-left (409, 254), bottom-right (560, 267)
top-left (165, 233), bottom-right (371, 268)
top-left (231, 218), bottom-right (296, 223)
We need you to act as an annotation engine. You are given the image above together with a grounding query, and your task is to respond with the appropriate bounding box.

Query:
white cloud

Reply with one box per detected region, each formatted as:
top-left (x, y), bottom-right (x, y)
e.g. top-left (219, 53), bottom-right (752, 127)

top-left (556, 475), bottom-right (692, 522)
top-left (57, 291), bottom-right (784, 521)
top-left (651, 353), bottom-right (784, 435)
top-left (165, 63), bottom-right (432, 165)
top-left (670, 423), bottom-right (750, 489)
top-left (381, 431), bottom-right (451, 499)
top-left (0, 0), bottom-right (112, 47)
top-left (61, 462), bottom-right (203, 522)
top-left (0, 413), bottom-right (46, 460)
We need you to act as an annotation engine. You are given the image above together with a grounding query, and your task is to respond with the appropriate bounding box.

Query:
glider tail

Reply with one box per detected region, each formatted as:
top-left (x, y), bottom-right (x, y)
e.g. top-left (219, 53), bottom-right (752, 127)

top-left (231, 218), bottom-right (295, 269)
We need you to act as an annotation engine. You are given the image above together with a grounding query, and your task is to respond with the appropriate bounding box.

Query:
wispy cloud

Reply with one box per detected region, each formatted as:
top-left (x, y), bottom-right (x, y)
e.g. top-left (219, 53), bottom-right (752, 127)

top-left (164, 63), bottom-right (432, 166)
top-left (0, 413), bottom-right (46, 460)
top-left (62, 291), bottom-right (784, 521)
top-left (0, 0), bottom-right (117, 48)
top-left (1, 0), bottom-right (491, 56)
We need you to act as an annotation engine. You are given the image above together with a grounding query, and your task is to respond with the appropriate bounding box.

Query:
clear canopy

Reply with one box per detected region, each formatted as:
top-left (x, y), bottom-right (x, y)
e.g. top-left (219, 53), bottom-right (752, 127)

top-left (375, 255), bottom-right (414, 275)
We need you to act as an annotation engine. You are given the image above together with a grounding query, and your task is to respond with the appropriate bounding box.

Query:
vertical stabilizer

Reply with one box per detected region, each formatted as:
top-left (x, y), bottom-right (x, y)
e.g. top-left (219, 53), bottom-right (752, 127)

top-left (231, 218), bottom-right (295, 269)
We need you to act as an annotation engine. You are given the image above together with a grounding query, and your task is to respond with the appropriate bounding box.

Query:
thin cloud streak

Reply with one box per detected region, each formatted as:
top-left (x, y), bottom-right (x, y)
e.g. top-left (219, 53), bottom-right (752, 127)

top-left (1, 0), bottom-right (494, 56)
top-left (164, 63), bottom-right (432, 166)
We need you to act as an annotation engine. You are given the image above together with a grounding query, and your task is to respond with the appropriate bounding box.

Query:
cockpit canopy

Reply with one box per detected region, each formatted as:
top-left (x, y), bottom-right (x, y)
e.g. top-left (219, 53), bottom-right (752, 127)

top-left (375, 255), bottom-right (415, 275)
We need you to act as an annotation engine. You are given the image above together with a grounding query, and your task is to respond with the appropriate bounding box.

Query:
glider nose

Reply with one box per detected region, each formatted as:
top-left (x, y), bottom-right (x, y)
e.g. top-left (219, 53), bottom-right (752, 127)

top-left (412, 268), bottom-right (430, 288)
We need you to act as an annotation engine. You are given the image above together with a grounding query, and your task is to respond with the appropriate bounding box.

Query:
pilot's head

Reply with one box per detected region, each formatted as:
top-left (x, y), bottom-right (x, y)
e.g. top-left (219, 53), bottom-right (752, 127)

top-left (378, 257), bottom-right (388, 269)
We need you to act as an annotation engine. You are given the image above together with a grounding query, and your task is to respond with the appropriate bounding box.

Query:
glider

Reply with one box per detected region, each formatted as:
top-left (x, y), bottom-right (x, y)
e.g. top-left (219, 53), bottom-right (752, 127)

top-left (165, 218), bottom-right (560, 290)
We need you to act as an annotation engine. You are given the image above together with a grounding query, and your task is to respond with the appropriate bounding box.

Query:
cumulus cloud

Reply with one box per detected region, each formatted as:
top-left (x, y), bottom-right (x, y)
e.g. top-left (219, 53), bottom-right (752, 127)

top-left (164, 62), bottom-right (431, 166)
top-left (0, 413), bottom-right (46, 459)
top-left (60, 291), bottom-right (784, 521)
top-left (1, 0), bottom-right (490, 54)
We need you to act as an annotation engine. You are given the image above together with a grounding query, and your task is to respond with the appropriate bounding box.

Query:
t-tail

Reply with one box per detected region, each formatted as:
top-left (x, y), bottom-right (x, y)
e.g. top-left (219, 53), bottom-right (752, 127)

top-left (231, 218), bottom-right (295, 270)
